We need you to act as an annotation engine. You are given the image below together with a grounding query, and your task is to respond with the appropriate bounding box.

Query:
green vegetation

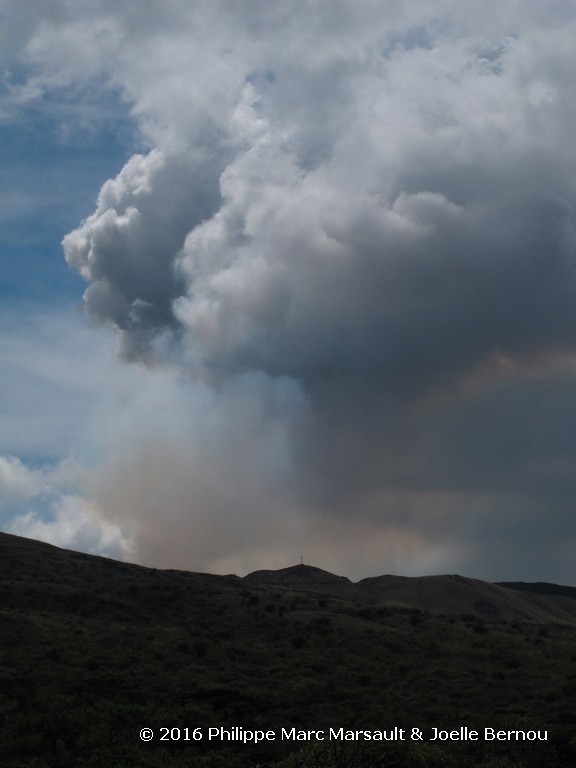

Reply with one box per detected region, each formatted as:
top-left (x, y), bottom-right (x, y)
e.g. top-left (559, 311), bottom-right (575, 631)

top-left (1, 532), bottom-right (575, 766)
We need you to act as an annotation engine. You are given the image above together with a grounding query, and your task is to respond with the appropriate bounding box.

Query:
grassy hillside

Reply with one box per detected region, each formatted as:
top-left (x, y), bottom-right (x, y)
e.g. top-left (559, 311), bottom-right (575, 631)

top-left (1, 532), bottom-right (576, 767)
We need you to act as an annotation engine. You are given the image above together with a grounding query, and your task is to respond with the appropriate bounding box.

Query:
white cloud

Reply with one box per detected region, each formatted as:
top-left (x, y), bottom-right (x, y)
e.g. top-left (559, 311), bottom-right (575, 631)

top-left (0, 449), bottom-right (132, 562)
top-left (0, 455), bottom-right (47, 502)
top-left (7, 493), bottom-right (133, 561)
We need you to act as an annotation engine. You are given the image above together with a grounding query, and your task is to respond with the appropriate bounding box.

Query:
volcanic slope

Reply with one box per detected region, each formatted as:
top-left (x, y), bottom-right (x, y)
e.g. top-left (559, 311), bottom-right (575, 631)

top-left (245, 564), bottom-right (576, 624)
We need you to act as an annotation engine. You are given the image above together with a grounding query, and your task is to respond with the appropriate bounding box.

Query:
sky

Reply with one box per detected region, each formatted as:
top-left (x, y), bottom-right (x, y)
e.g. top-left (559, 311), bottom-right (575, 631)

top-left (1, 0), bottom-right (576, 583)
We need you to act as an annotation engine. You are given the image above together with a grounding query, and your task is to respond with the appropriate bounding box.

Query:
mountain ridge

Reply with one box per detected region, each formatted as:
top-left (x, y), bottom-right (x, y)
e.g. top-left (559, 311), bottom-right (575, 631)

top-left (3, 530), bottom-right (576, 625)
top-left (245, 562), bottom-right (576, 624)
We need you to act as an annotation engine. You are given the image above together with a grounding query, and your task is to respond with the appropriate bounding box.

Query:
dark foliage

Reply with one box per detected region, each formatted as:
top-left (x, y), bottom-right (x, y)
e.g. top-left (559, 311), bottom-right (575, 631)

top-left (1, 533), bottom-right (575, 766)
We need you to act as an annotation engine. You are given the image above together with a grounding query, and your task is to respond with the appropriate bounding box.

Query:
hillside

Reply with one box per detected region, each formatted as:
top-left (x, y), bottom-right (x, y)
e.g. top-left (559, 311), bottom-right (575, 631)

top-left (1, 531), bottom-right (576, 767)
top-left (245, 563), bottom-right (576, 625)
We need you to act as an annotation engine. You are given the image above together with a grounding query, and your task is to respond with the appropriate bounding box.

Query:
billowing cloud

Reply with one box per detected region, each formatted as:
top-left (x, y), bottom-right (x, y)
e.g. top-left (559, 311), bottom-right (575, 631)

top-left (7, 493), bottom-right (132, 561)
top-left (63, 148), bottom-right (224, 360)
top-left (3, 1), bottom-right (576, 581)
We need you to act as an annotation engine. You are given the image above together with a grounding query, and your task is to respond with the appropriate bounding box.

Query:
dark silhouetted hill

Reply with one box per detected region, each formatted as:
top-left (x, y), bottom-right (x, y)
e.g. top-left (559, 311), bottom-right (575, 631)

top-left (2, 531), bottom-right (576, 767)
top-left (245, 563), bottom-right (576, 624)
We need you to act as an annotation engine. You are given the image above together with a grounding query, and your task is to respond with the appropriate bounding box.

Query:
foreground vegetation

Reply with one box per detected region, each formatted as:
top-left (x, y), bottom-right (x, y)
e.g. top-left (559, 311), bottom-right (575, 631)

top-left (1, 532), bottom-right (575, 766)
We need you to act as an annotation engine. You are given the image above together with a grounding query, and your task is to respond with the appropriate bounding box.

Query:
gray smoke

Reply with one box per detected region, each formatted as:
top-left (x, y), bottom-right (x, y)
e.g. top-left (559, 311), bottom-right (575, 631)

top-left (15, 0), bottom-right (576, 577)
